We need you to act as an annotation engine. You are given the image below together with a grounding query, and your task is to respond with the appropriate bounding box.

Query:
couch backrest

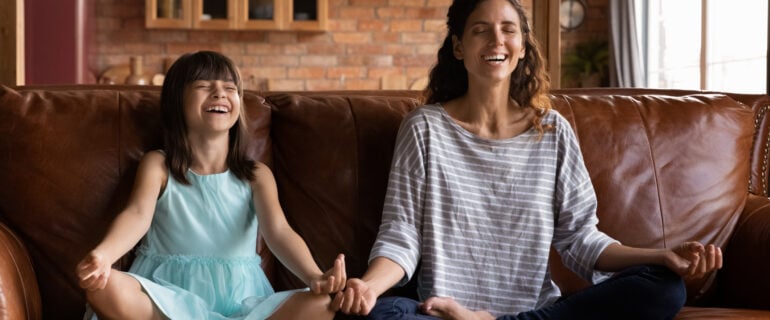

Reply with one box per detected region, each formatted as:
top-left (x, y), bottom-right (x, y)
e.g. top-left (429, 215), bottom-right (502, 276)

top-left (263, 91), bottom-right (422, 291)
top-left (1, 85), bottom-right (767, 318)
top-left (264, 89), bottom-right (759, 304)
top-left (549, 91), bottom-right (756, 302)
top-left (0, 85), bottom-right (271, 318)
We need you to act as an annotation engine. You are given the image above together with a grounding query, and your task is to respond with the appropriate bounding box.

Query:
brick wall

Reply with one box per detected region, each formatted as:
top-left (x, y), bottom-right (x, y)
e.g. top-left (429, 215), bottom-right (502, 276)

top-left (92, 0), bottom-right (456, 91)
top-left (91, 0), bottom-right (608, 91)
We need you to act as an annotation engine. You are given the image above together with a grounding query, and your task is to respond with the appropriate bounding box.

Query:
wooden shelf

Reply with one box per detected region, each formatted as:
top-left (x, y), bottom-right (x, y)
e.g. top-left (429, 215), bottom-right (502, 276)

top-left (146, 0), bottom-right (328, 31)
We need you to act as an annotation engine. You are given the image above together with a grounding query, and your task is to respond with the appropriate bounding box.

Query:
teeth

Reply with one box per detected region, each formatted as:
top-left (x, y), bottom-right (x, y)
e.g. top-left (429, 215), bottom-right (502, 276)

top-left (484, 54), bottom-right (507, 62)
top-left (206, 106), bottom-right (228, 113)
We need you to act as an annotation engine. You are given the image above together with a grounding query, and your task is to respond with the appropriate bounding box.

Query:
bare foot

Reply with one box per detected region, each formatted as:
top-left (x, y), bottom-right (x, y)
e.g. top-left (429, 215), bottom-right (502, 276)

top-left (420, 296), bottom-right (495, 320)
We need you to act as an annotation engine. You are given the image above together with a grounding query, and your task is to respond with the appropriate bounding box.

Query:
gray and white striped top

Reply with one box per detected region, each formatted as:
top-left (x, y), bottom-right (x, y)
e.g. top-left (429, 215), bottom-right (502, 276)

top-left (370, 104), bottom-right (618, 316)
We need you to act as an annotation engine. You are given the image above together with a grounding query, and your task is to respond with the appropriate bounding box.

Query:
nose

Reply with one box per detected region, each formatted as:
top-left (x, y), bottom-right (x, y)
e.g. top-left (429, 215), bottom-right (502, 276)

top-left (211, 85), bottom-right (226, 99)
top-left (489, 29), bottom-right (504, 46)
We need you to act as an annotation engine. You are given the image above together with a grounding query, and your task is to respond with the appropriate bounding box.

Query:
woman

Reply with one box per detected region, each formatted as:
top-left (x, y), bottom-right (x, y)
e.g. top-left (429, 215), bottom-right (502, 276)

top-left (333, 0), bottom-right (721, 319)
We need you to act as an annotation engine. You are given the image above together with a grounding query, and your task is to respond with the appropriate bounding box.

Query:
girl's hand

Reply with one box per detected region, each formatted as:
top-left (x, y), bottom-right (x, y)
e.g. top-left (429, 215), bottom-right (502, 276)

top-left (311, 253), bottom-right (346, 294)
top-left (76, 250), bottom-right (112, 291)
top-left (665, 241), bottom-right (723, 279)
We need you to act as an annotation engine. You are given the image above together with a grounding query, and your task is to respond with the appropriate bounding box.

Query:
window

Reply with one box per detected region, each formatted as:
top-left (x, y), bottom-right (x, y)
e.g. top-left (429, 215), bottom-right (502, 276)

top-left (639, 0), bottom-right (768, 94)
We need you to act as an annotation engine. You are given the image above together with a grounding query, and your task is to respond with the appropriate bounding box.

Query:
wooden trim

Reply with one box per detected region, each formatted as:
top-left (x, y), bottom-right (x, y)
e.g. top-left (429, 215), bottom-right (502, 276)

top-left (238, 0), bottom-right (284, 30)
top-left (700, 0), bottom-right (708, 90)
top-left (146, 0), bottom-right (192, 29)
top-left (533, 0), bottom-right (561, 89)
top-left (0, 0), bottom-right (23, 85)
top-left (286, 0), bottom-right (328, 31)
top-left (194, 0), bottom-right (236, 29)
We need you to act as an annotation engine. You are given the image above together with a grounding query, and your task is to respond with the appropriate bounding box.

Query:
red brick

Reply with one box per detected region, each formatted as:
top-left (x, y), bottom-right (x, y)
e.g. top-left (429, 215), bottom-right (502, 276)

top-left (347, 44), bottom-right (387, 55)
top-left (416, 44), bottom-right (441, 55)
top-left (306, 44), bottom-right (347, 55)
top-left (340, 55), bottom-right (392, 67)
top-left (242, 66), bottom-right (287, 79)
top-left (268, 79), bottom-right (305, 91)
top-left (368, 67), bottom-right (402, 78)
top-left (424, 19), bottom-right (447, 33)
top-left (258, 55), bottom-right (300, 67)
top-left (407, 67), bottom-right (432, 78)
top-left (279, 44), bottom-right (305, 55)
top-left (391, 20), bottom-right (423, 32)
top-left (329, 19), bottom-right (359, 32)
top-left (384, 44), bottom-right (415, 55)
top-left (297, 33), bottom-right (333, 43)
top-left (376, 7), bottom-right (405, 18)
top-left (245, 44), bottom-right (278, 55)
top-left (148, 31), bottom-right (189, 43)
top-left (339, 7), bottom-right (375, 19)
top-left (404, 7), bottom-right (447, 19)
top-left (306, 79), bottom-right (345, 90)
top-left (358, 20), bottom-right (388, 32)
top-left (344, 79), bottom-right (380, 90)
top-left (426, 0), bottom-right (453, 7)
top-left (300, 55), bottom-right (338, 66)
top-left (402, 32), bottom-right (440, 44)
top-left (288, 67), bottom-right (327, 79)
top-left (333, 32), bottom-right (372, 44)
top-left (389, 0), bottom-right (426, 7)
top-left (395, 54), bottom-right (436, 67)
top-left (372, 32), bottom-right (401, 44)
top-left (234, 32), bottom-right (268, 42)
top-left (350, 0), bottom-right (388, 5)
top-left (267, 32), bottom-right (298, 44)
top-left (328, 67), bottom-right (366, 78)
top-left (166, 44), bottom-right (223, 55)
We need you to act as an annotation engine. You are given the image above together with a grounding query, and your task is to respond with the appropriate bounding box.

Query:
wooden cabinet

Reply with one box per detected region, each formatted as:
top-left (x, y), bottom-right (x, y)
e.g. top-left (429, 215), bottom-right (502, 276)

top-left (146, 0), bottom-right (327, 31)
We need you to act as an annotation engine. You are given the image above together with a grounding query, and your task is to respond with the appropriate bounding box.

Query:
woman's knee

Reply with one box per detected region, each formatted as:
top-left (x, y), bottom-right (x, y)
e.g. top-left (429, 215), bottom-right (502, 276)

top-left (368, 296), bottom-right (429, 320)
top-left (632, 265), bottom-right (687, 317)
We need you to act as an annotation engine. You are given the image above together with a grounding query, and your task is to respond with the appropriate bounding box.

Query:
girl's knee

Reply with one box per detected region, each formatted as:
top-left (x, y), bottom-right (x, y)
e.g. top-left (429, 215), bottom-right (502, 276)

top-left (271, 292), bottom-right (334, 320)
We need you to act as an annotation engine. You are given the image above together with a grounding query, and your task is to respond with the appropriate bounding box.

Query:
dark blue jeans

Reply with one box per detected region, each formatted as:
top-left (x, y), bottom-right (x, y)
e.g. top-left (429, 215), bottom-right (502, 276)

top-left (367, 265), bottom-right (686, 320)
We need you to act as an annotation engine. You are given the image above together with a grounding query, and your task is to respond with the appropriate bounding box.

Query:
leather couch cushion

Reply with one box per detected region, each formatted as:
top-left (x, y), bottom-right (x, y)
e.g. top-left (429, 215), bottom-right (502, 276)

top-left (551, 93), bottom-right (755, 302)
top-left (266, 92), bottom-right (421, 290)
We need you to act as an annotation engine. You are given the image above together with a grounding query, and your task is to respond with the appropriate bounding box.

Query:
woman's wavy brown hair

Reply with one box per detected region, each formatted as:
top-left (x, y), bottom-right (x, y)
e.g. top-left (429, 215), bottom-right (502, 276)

top-left (424, 0), bottom-right (552, 138)
top-left (160, 51), bottom-right (255, 184)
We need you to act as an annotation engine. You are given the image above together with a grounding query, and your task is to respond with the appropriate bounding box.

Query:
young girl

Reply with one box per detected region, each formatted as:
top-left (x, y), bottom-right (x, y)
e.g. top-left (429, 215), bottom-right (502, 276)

top-left (76, 51), bottom-right (345, 320)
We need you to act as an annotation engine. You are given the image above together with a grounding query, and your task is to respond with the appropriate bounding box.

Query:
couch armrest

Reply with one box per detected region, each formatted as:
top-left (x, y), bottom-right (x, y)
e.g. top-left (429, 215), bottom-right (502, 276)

top-left (719, 194), bottom-right (770, 310)
top-left (0, 222), bottom-right (42, 320)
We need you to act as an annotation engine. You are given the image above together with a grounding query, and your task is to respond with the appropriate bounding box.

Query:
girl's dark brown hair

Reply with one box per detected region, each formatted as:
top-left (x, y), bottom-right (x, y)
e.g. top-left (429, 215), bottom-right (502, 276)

top-left (424, 0), bottom-right (552, 137)
top-left (160, 50), bottom-right (255, 184)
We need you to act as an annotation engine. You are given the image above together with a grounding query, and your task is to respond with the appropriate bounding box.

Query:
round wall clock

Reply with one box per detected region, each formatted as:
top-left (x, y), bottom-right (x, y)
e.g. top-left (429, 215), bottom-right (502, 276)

top-left (559, 0), bottom-right (586, 30)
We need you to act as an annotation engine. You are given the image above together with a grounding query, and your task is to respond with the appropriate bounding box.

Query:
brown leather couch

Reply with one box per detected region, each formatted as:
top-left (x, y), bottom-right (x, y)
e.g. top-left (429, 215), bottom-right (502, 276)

top-left (1, 85), bottom-right (770, 319)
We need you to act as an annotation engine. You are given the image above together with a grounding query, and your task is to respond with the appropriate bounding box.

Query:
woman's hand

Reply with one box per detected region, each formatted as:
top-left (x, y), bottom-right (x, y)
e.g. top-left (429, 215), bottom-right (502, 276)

top-left (332, 278), bottom-right (378, 315)
top-left (665, 241), bottom-right (723, 279)
top-left (310, 253), bottom-right (347, 294)
top-left (76, 250), bottom-right (112, 291)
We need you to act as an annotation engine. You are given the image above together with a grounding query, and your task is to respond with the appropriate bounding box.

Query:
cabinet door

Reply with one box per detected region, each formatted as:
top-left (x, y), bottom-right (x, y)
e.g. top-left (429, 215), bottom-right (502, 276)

top-left (146, 0), bottom-right (191, 28)
top-left (286, 0), bottom-right (327, 31)
top-left (239, 0), bottom-right (284, 30)
top-left (193, 0), bottom-right (237, 29)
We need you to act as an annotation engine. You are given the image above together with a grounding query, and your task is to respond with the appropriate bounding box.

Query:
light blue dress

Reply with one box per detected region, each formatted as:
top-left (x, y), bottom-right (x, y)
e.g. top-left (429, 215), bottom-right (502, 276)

top-left (89, 169), bottom-right (301, 319)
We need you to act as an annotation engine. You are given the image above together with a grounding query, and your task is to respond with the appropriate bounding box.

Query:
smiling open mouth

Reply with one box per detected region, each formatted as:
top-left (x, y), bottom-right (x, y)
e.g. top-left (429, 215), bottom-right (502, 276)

top-left (483, 54), bottom-right (508, 62)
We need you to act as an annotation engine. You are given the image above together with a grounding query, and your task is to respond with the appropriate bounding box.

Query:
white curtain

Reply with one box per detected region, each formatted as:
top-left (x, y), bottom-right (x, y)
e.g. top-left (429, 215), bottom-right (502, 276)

top-left (610, 0), bottom-right (645, 87)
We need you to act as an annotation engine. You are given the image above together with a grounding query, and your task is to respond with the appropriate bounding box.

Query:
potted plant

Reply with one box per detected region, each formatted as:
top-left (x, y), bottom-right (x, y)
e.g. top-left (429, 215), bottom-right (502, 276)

top-left (562, 39), bottom-right (610, 88)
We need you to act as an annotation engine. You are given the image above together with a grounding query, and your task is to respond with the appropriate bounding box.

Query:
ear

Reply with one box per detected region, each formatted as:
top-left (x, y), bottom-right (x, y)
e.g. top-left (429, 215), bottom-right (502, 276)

top-left (452, 35), bottom-right (463, 60)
